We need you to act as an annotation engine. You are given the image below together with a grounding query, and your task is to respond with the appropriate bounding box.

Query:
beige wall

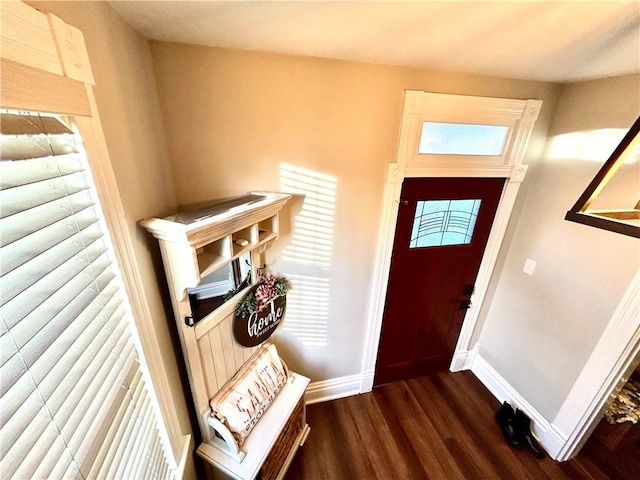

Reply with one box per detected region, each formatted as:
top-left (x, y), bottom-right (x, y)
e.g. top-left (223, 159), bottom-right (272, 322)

top-left (27, 1), bottom-right (636, 460)
top-left (24, 0), bottom-right (638, 472)
top-left (149, 41), bottom-right (561, 381)
top-left (28, 2), bottom-right (195, 477)
top-left (478, 74), bottom-right (640, 420)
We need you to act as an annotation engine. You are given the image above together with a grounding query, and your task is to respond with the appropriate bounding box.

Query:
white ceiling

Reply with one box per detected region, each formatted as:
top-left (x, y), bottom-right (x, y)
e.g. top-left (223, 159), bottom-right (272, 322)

top-left (108, 1), bottom-right (640, 83)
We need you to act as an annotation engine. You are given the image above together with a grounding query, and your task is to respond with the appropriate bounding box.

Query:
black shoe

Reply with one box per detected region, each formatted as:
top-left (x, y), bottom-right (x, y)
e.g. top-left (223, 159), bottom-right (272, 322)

top-left (495, 402), bottom-right (524, 448)
top-left (513, 409), bottom-right (545, 458)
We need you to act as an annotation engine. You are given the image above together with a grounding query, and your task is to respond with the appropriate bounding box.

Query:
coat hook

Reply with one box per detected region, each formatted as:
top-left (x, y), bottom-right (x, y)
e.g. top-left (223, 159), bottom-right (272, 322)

top-left (257, 264), bottom-right (267, 279)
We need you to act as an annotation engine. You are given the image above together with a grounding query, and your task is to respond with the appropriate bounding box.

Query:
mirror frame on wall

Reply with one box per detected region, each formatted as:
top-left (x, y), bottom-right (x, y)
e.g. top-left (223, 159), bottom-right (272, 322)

top-left (565, 116), bottom-right (640, 239)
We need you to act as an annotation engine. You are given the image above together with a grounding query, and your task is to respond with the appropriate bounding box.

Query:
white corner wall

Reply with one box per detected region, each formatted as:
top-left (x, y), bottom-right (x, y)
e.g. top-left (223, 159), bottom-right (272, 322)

top-left (477, 74), bottom-right (640, 421)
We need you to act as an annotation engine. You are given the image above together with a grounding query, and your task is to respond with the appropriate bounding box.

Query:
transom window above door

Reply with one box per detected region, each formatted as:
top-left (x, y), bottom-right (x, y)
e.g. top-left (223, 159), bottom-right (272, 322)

top-left (418, 122), bottom-right (510, 156)
top-left (398, 91), bottom-right (541, 169)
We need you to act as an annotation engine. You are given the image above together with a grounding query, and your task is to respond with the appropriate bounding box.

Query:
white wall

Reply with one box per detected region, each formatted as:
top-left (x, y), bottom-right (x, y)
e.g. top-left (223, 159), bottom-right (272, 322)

top-left (478, 74), bottom-right (640, 420)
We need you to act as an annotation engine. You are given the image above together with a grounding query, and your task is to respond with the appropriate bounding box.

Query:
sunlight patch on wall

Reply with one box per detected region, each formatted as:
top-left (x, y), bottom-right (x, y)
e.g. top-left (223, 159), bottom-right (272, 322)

top-left (281, 273), bottom-right (330, 346)
top-left (546, 129), bottom-right (636, 163)
top-left (546, 128), bottom-right (639, 211)
top-left (280, 164), bottom-right (336, 268)
top-left (279, 164), bottom-right (337, 346)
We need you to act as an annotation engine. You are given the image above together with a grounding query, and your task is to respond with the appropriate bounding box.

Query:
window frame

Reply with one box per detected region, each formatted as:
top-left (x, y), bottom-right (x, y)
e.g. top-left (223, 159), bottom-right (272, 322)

top-left (401, 92), bottom-right (529, 168)
top-left (1, 1), bottom-right (190, 476)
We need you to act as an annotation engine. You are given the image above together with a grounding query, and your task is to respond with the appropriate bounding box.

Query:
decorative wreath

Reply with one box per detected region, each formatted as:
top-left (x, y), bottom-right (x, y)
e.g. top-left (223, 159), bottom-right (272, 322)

top-left (234, 275), bottom-right (290, 318)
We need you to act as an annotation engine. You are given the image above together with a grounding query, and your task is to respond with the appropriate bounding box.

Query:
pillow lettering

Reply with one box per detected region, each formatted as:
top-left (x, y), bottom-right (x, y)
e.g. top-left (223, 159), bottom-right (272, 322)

top-left (210, 342), bottom-right (288, 445)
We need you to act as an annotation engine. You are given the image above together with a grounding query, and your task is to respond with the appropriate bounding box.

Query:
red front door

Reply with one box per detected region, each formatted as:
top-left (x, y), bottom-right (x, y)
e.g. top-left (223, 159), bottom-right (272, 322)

top-left (374, 177), bottom-right (505, 386)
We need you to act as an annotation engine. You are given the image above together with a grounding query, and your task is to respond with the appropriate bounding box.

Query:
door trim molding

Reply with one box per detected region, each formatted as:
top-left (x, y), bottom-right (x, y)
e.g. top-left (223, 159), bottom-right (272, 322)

top-left (552, 269), bottom-right (640, 460)
top-left (360, 90), bottom-right (542, 392)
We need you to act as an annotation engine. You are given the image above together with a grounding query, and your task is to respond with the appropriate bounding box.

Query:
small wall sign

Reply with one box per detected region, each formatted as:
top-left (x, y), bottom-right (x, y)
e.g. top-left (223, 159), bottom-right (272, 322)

top-left (233, 275), bottom-right (289, 347)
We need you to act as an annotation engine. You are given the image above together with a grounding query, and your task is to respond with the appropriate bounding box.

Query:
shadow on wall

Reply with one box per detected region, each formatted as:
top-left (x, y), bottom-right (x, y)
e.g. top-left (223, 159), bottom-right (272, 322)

top-left (277, 163), bottom-right (337, 347)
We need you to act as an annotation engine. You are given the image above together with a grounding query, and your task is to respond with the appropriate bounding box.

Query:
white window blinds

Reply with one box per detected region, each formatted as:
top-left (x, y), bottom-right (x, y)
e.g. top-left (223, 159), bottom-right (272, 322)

top-left (0, 113), bottom-right (173, 479)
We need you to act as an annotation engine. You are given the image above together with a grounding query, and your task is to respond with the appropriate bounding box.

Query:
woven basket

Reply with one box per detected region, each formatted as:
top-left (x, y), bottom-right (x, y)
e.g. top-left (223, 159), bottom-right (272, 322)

top-left (257, 398), bottom-right (305, 480)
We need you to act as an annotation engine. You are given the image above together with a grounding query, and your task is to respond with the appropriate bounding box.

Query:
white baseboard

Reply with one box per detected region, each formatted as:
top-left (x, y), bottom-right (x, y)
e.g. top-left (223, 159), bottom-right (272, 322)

top-left (471, 354), bottom-right (567, 460)
top-left (309, 346), bottom-right (478, 405)
top-left (360, 369), bottom-right (375, 393)
top-left (305, 373), bottom-right (363, 405)
top-left (450, 343), bottom-right (480, 372)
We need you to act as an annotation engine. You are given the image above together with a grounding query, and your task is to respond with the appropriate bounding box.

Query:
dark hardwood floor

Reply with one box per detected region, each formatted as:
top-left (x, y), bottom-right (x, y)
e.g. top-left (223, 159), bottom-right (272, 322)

top-left (285, 371), bottom-right (639, 479)
top-left (575, 417), bottom-right (640, 480)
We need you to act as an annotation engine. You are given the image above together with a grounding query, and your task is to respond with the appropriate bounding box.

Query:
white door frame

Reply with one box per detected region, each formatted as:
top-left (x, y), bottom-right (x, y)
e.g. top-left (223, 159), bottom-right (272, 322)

top-left (360, 91), bottom-right (542, 391)
top-left (552, 269), bottom-right (640, 460)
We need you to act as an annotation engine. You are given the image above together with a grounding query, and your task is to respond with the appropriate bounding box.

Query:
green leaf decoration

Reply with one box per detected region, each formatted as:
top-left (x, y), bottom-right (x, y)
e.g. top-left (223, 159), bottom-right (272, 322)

top-left (235, 293), bottom-right (257, 318)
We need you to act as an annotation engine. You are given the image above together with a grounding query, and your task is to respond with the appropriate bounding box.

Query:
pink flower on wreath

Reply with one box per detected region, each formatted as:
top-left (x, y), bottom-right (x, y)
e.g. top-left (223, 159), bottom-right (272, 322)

top-left (254, 275), bottom-right (277, 313)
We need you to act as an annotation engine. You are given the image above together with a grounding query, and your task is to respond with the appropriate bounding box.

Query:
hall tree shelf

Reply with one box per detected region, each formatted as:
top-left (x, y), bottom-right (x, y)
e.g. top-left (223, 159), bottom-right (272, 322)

top-left (143, 196), bottom-right (282, 286)
top-left (141, 192), bottom-right (311, 480)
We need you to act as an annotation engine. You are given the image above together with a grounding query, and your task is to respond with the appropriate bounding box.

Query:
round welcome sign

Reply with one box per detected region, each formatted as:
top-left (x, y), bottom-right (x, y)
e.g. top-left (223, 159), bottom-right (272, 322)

top-left (233, 277), bottom-right (287, 347)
